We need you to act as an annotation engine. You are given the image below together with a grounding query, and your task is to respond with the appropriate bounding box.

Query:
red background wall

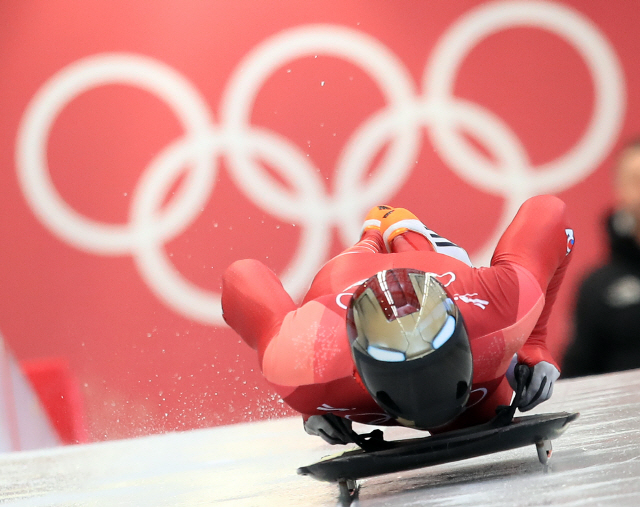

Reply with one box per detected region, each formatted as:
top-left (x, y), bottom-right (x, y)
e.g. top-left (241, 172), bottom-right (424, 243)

top-left (0, 1), bottom-right (637, 441)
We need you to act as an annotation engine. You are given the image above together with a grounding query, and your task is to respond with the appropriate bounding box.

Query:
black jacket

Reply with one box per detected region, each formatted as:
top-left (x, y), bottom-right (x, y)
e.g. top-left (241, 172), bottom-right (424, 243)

top-left (562, 211), bottom-right (640, 377)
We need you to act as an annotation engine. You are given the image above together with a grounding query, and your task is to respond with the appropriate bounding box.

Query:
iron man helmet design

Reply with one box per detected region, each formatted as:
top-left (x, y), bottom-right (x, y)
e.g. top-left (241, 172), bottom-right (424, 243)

top-left (346, 268), bottom-right (473, 429)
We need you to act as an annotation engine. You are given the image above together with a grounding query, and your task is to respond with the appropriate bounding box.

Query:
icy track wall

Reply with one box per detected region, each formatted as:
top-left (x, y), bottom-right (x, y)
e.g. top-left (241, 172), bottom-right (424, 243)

top-left (0, 0), bottom-right (635, 441)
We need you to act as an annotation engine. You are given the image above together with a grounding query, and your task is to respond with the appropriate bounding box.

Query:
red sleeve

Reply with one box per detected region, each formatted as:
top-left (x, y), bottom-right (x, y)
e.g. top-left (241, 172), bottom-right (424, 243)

top-left (221, 259), bottom-right (297, 357)
top-left (490, 195), bottom-right (573, 369)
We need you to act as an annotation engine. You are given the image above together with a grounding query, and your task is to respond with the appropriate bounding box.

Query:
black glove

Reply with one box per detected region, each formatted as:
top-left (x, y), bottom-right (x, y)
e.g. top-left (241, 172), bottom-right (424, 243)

top-left (303, 414), bottom-right (354, 445)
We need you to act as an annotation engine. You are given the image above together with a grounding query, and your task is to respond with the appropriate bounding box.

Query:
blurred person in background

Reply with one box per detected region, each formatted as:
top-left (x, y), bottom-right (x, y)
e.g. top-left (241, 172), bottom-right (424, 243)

top-left (563, 139), bottom-right (640, 377)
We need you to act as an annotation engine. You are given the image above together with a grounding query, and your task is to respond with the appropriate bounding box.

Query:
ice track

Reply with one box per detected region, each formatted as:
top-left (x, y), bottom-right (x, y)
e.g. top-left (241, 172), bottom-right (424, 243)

top-left (2, 369), bottom-right (640, 506)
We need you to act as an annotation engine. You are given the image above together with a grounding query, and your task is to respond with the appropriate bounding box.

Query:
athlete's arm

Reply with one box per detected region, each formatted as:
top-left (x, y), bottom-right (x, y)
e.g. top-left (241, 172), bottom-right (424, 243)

top-left (490, 195), bottom-right (573, 410)
top-left (222, 260), bottom-right (342, 388)
top-left (221, 259), bottom-right (296, 356)
top-left (491, 195), bottom-right (572, 368)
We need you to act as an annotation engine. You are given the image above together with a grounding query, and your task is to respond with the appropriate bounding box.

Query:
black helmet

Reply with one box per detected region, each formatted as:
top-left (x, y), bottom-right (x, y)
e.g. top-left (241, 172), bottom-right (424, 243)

top-left (346, 268), bottom-right (473, 430)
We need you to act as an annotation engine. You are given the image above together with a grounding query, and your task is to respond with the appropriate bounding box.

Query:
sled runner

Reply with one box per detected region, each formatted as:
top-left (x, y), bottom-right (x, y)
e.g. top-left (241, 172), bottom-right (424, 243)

top-left (297, 366), bottom-right (579, 504)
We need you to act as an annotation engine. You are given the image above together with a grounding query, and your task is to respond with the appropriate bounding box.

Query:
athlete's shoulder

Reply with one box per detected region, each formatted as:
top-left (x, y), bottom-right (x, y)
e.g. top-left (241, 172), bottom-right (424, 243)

top-left (221, 258), bottom-right (297, 350)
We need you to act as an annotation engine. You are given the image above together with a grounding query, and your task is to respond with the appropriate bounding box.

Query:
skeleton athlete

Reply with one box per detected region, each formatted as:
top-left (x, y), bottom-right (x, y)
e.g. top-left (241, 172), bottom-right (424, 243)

top-left (222, 195), bottom-right (574, 444)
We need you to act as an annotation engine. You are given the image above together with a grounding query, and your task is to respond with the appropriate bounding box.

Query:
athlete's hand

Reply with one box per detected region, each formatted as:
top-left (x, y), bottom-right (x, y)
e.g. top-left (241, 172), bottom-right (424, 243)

top-left (519, 361), bottom-right (560, 412)
top-left (303, 414), bottom-right (354, 445)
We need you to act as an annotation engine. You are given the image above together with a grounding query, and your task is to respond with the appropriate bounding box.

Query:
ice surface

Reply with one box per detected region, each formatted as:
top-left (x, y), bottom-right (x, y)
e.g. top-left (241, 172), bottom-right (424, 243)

top-left (1, 370), bottom-right (640, 506)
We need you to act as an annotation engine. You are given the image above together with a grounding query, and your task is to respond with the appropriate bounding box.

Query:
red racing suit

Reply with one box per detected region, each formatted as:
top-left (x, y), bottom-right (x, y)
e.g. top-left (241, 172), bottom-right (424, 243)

top-left (221, 195), bottom-right (574, 431)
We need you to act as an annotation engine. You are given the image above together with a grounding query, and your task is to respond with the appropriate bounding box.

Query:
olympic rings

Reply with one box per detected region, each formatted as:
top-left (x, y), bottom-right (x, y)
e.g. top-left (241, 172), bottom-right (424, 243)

top-left (15, 1), bottom-right (625, 325)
